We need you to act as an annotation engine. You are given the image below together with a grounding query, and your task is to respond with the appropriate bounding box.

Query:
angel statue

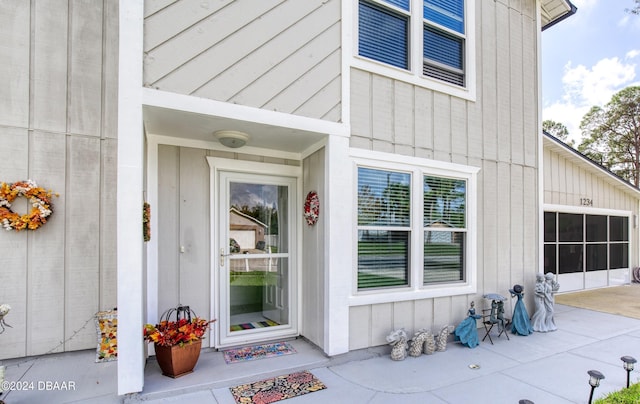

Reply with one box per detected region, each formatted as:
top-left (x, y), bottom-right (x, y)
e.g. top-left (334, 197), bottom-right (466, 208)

top-left (0, 304), bottom-right (11, 334)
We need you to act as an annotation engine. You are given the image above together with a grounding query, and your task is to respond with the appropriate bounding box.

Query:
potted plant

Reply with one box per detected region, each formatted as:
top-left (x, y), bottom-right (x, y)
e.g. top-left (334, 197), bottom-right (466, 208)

top-left (143, 305), bottom-right (214, 378)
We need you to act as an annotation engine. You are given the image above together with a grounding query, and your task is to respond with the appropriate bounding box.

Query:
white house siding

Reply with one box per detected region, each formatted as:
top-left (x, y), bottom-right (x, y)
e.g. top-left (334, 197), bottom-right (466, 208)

top-left (143, 0), bottom-right (342, 122)
top-left (301, 148), bottom-right (325, 349)
top-left (156, 146), bottom-right (211, 319)
top-left (0, 0), bottom-right (118, 359)
top-left (348, 0), bottom-right (540, 349)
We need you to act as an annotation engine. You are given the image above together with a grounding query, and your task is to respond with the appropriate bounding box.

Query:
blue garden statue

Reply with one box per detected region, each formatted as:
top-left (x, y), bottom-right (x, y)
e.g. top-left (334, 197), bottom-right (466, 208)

top-left (509, 284), bottom-right (533, 336)
top-left (454, 301), bottom-right (482, 348)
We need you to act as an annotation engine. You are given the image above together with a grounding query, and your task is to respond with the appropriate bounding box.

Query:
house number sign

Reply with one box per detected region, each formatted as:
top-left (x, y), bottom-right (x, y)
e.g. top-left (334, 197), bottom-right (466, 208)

top-left (580, 198), bottom-right (593, 206)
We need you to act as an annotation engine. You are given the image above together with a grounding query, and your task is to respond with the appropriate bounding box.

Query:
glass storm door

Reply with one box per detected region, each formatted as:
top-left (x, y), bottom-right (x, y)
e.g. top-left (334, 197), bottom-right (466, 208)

top-left (218, 171), bottom-right (297, 346)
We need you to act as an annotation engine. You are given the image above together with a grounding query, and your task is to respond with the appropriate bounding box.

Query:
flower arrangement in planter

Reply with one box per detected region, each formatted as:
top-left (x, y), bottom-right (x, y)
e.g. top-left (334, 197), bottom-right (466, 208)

top-left (143, 305), bottom-right (214, 378)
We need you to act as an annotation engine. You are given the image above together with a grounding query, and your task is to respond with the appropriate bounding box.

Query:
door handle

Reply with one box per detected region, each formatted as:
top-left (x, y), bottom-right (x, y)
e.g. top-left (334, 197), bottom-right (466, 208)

top-left (220, 248), bottom-right (225, 267)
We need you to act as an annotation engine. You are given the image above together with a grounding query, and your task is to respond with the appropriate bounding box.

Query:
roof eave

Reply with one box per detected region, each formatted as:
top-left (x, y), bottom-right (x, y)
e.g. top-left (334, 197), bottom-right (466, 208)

top-left (541, 0), bottom-right (578, 31)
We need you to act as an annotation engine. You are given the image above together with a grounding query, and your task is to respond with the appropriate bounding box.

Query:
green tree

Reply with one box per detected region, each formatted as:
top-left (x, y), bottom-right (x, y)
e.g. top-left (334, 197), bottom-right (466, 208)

top-left (577, 86), bottom-right (640, 186)
top-left (424, 176), bottom-right (465, 227)
top-left (543, 120), bottom-right (574, 146)
top-left (357, 184), bottom-right (382, 225)
top-left (382, 182), bottom-right (410, 225)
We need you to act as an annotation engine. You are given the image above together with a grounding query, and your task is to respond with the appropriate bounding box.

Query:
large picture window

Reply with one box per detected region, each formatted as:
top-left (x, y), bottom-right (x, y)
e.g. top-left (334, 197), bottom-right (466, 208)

top-left (357, 166), bottom-right (470, 290)
top-left (357, 0), bottom-right (467, 87)
top-left (544, 212), bottom-right (629, 275)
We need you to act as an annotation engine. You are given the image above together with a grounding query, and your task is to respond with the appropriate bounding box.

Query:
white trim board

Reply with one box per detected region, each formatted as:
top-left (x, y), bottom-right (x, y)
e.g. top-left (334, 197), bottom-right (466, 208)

top-left (143, 88), bottom-right (350, 138)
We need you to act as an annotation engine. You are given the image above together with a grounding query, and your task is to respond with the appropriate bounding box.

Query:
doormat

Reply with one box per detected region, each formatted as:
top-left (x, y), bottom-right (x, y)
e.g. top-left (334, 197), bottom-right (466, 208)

top-left (230, 319), bottom-right (279, 332)
top-left (229, 370), bottom-right (326, 404)
top-left (223, 341), bottom-right (297, 364)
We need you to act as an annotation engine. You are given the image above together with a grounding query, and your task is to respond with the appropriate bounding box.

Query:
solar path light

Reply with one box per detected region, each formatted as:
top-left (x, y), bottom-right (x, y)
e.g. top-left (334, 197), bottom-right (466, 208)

top-left (621, 356), bottom-right (636, 388)
top-left (587, 370), bottom-right (605, 404)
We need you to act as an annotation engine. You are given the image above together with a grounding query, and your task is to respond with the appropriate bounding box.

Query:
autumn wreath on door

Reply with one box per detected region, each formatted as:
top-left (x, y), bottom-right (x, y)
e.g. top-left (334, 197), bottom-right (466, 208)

top-left (304, 191), bottom-right (319, 226)
top-left (0, 180), bottom-right (58, 231)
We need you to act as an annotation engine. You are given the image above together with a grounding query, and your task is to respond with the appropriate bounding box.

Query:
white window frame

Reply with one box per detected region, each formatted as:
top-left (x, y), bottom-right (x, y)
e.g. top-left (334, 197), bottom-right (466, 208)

top-left (349, 149), bottom-right (479, 306)
top-left (351, 0), bottom-right (476, 101)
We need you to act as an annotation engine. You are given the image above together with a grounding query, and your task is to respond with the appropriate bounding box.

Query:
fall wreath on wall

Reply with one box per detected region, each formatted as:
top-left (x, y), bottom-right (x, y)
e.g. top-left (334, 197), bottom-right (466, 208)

top-left (304, 191), bottom-right (319, 226)
top-left (0, 180), bottom-right (57, 231)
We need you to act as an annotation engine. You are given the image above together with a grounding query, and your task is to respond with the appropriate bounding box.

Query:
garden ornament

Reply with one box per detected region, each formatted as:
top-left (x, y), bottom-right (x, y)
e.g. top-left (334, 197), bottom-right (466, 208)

top-left (0, 304), bottom-right (11, 334)
top-left (409, 329), bottom-right (429, 357)
top-left (532, 273), bottom-right (560, 332)
top-left (454, 301), bottom-right (482, 348)
top-left (422, 329), bottom-right (436, 354)
top-left (436, 325), bottom-right (454, 352)
top-left (386, 329), bottom-right (408, 361)
top-left (509, 284), bottom-right (533, 336)
top-left (483, 293), bottom-right (506, 301)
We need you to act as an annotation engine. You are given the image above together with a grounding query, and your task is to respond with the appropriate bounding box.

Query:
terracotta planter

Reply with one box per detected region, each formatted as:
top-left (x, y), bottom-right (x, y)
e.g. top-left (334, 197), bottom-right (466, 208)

top-left (154, 340), bottom-right (202, 378)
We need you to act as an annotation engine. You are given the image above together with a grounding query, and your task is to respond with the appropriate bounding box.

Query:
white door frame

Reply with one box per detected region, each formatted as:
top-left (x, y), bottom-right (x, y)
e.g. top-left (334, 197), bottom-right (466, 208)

top-left (207, 157), bottom-right (302, 348)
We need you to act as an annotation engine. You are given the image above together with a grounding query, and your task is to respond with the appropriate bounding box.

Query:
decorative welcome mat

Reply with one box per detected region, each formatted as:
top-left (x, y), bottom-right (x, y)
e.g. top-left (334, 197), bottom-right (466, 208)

top-left (230, 319), bottom-right (279, 332)
top-left (223, 341), bottom-right (297, 364)
top-left (229, 370), bottom-right (326, 404)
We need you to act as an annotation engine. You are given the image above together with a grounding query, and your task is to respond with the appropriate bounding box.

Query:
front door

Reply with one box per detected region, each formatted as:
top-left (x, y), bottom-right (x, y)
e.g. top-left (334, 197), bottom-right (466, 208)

top-left (217, 170), bottom-right (297, 346)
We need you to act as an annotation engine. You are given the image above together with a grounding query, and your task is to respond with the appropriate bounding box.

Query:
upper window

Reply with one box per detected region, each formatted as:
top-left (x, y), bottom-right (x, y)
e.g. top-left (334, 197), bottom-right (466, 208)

top-left (356, 165), bottom-right (470, 291)
top-left (357, 0), bottom-right (467, 87)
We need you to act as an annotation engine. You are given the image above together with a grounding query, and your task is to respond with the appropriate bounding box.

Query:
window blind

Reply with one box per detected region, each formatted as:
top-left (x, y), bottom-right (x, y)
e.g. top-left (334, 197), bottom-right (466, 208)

top-left (424, 0), bottom-right (464, 33)
top-left (357, 167), bottom-right (411, 289)
top-left (423, 26), bottom-right (463, 70)
top-left (358, 1), bottom-right (409, 70)
top-left (358, 167), bottom-right (410, 226)
top-left (423, 175), bottom-right (466, 228)
top-left (382, 0), bottom-right (410, 11)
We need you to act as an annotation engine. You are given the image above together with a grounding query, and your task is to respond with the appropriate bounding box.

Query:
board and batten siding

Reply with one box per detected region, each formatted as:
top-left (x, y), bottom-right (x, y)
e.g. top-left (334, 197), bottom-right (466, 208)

top-left (543, 145), bottom-right (639, 261)
top-left (0, 0), bottom-right (118, 359)
top-left (143, 0), bottom-right (342, 122)
top-left (157, 146), bottom-right (210, 320)
top-left (544, 146), bottom-right (640, 212)
top-left (301, 148), bottom-right (325, 349)
top-left (348, 0), bottom-right (540, 349)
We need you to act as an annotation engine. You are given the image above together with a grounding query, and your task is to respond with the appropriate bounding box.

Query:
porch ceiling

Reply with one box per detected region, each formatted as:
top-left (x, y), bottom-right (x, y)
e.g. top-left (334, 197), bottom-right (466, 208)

top-left (143, 105), bottom-right (327, 154)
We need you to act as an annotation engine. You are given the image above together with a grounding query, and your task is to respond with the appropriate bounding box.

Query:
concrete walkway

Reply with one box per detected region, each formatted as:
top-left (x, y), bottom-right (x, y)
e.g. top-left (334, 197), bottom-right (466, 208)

top-left (2, 304), bottom-right (640, 403)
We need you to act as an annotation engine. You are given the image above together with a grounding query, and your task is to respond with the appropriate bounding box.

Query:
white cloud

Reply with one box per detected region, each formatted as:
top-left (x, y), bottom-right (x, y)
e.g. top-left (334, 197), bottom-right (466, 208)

top-left (627, 49), bottom-right (640, 59)
top-left (543, 101), bottom-right (590, 143)
top-left (619, 14), bottom-right (631, 27)
top-left (618, 13), bottom-right (640, 29)
top-left (543, 56), bottom-right (637, 143)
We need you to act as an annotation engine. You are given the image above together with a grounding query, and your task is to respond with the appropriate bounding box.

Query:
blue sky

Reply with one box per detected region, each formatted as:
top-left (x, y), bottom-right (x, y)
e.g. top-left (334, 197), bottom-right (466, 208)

top-left (541, 0), bottom-right (640, 143)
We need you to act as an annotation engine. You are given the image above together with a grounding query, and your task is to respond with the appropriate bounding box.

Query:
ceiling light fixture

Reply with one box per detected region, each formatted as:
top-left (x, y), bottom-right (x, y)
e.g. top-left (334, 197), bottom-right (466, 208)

top-left (214, 130), bottom-right (249, 148)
